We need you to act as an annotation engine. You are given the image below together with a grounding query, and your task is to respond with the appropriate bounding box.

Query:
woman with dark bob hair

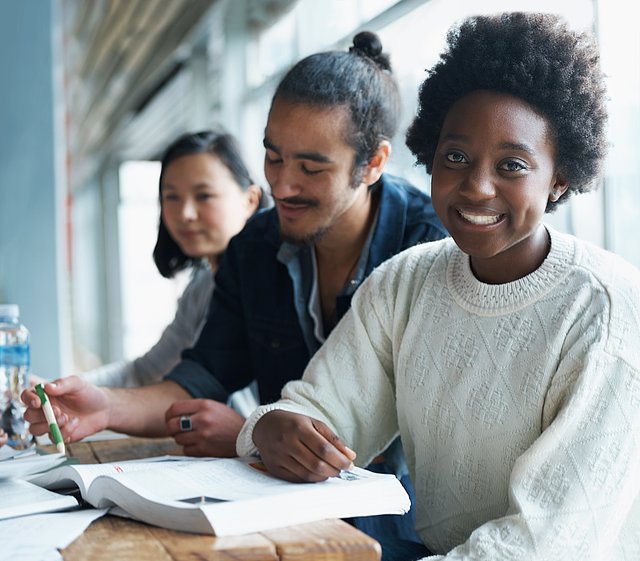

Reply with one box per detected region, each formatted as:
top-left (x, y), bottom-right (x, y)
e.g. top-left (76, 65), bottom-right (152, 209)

top-left (79, 130), bottom-right (266, 388)
top-left (239, 12), bottom-right (640, 561)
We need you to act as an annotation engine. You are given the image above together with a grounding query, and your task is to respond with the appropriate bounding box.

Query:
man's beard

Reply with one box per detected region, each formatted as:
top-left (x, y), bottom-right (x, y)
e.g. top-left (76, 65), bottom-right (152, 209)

top-left (280, 223), bottom-right (330, 246)
top-left (275, 195), bottom-right (328, 246)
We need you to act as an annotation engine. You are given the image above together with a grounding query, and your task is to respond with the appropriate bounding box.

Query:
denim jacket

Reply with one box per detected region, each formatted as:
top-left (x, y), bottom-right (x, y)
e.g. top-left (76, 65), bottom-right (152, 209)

top-left (166, 173), bottom-right (446, 404)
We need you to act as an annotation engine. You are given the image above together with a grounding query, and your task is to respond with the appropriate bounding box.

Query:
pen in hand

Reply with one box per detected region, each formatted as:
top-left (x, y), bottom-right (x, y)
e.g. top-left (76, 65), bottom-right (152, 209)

top-left (34, 383), bottom-right (66, 455)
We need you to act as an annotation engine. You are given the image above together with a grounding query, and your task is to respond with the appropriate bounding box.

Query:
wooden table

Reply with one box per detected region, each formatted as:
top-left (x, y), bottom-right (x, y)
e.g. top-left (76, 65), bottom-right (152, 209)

top-left (57, 436), bottom-right (381, 561)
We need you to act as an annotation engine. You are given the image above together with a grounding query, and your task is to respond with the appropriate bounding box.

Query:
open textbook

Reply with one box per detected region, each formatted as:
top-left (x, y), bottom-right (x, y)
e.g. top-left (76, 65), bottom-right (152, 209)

top-left (28, 456), bottom-right (411, 535)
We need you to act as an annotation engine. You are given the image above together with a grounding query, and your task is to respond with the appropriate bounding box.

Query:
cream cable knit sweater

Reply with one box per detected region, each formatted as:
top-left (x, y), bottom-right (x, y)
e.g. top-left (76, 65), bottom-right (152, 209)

top-left (237, 226), bottom-right (640, 560)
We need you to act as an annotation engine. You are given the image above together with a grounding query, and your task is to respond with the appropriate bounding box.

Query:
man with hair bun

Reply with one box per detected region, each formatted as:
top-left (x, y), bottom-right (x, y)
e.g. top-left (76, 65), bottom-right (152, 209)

top-left (24, 31), bottom-right (446, 543)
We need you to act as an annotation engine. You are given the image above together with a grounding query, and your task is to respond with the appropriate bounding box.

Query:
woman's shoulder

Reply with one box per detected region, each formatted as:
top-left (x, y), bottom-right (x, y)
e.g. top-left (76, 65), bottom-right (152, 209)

top-left (377, 237), bottom-right (455, 275)
top-left (189, 263), bottom-right (215, 289)
top-left (554, 230), bottom-right (640, 355)
top-left (566, 231), bottom-right (640, 298)
top-left (178, 264), bottom-right (214, 310)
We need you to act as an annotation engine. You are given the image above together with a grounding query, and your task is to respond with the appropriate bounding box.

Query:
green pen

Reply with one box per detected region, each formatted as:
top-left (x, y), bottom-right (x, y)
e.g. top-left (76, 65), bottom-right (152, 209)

top-left (34, 383), bottom-right (66, 455)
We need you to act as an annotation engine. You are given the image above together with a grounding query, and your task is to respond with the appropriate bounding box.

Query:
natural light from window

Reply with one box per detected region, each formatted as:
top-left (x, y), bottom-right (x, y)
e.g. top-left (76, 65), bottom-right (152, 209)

top-left (118, 161), bottom-right (190, 360)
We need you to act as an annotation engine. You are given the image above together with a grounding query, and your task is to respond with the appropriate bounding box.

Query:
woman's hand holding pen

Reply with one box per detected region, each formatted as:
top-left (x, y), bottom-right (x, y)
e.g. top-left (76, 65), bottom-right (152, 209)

top-left (252, 410), bottom-right (356, 483)
top-left (21, 376), bottom-right (111, 443)
top-left (165, 398), bottom-right (245, 457)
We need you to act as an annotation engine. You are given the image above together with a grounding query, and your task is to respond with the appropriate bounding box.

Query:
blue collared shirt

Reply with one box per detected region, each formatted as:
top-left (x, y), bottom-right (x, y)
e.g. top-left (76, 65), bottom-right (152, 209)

top-left (277, 207), bottom-right (376, 355)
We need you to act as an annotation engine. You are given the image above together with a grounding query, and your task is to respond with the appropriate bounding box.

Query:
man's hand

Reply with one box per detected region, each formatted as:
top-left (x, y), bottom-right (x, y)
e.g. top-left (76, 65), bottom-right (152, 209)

top-left (21, 376), bottom-right (111, 443)
top-left (0, 428), bottom-right (6, 447)
top-left (252, 410), bottom-right (356, 483)
top-left (165, 399), bottom-right (245, 457)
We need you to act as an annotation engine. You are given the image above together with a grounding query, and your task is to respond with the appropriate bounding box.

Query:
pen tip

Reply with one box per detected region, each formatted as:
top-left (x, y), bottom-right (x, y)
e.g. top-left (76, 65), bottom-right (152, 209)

top-left (56, 442), bottom-right (66, 455)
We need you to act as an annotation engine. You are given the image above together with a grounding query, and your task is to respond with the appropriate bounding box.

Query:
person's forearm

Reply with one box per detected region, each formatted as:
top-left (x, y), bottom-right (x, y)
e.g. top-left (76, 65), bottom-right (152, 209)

top-left (104, 380), bottom-right (191, 437)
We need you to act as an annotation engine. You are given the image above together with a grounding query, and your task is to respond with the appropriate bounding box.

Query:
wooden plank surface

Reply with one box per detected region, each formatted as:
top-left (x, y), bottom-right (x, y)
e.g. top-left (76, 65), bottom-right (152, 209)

top-left (263, 519), bottom-right (381, 561)
top-left (62, 516), bottom-right (176, 561)
top-left (87, 436), bottom-right (183, 463)
top-left (62, 516), bottom-right (279, 561)
top-left (65, 441), bottom-right (100, 464)
top-left (62, 435), bottom-right (183, 464)
top-left (148, 526), bottom-right (279, 561)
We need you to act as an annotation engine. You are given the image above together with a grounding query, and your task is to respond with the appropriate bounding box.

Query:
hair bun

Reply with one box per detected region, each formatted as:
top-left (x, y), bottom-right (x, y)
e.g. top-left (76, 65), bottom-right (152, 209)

top-left (349, 31), bottom-right (391, 71)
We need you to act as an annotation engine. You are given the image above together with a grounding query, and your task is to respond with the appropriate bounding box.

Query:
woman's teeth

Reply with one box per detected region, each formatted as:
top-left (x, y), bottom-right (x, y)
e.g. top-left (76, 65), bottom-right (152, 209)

top-left (458, 211), bottom-right (501, 225)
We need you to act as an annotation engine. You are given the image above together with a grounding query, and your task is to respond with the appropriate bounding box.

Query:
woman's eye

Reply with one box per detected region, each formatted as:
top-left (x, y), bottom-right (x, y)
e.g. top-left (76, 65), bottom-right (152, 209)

top-left (161, 194), bottom-right (179, 202)
top-left (196, 193), bottom-right (214, 201)
top-left (445, 151), bottom-right (467, 164)
top-left (501, 160), bottom-right (527, 172)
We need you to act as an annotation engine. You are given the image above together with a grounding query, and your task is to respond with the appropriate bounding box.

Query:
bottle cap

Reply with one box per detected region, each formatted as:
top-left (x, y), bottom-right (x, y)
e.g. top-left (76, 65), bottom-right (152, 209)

top-left (0, 304), bottom-right (19, 319)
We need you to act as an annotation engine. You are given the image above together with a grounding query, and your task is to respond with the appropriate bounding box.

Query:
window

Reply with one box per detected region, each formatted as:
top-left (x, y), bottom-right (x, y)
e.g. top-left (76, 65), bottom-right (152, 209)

top-left (118, 161), bottom-right (189, 360)
top-left (247, 8), bottom-right (298, 87)
top-left (597, 2), bottom-right (640, 266)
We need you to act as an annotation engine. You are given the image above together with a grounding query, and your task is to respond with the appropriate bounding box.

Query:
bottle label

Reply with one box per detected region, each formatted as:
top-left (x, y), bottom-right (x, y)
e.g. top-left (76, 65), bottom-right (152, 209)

top-left (0, 344), bottom-right (30, 367)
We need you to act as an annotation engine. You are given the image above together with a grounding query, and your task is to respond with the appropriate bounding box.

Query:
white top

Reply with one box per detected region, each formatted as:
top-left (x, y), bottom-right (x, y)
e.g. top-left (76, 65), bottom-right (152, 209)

top-left (238, 227), bottom-right (640, 560)
top-left (81, 266), bottom-right (213, 388)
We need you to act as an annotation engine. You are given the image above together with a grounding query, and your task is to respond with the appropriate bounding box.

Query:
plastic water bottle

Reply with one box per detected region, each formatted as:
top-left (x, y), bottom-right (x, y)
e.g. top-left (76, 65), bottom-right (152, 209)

top-left (0, 304), bottom-right (32, 448)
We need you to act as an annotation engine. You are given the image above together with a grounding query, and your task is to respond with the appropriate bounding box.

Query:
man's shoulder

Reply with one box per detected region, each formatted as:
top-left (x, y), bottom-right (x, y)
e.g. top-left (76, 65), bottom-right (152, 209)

top-left (232, 208), bottom-right (279, 244)
top-left (222, 208), bottom-right (281, 271)
top-left (377, 173), bottom-right (447, 244)
top-left (379, 173), bottom-right (429, 202)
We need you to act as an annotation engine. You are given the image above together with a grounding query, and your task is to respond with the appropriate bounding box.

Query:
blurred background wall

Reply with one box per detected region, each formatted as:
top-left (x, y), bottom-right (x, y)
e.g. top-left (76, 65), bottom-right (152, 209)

top-left (0, 2), bottom-right (70, 376)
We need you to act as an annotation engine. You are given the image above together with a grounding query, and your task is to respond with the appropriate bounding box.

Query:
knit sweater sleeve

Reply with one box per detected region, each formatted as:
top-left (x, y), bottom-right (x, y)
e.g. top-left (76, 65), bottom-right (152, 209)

top-left (237, 253), bottom-right (415, 462)
top-left (80, 267), bottom-right (213, 388)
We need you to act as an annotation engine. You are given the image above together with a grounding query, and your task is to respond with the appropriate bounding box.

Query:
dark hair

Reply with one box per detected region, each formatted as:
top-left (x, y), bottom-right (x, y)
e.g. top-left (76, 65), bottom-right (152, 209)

top-left (273, 31), bottom-right (400, 177)
top-left (153, 130), bottom-right (267, 278)
top-left (406, 12), bottom-right (608, 212)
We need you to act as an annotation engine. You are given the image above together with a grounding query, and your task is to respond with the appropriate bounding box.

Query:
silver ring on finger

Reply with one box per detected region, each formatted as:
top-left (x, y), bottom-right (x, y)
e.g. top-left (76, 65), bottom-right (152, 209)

top-left (179, 415), bottom-right (192, 432)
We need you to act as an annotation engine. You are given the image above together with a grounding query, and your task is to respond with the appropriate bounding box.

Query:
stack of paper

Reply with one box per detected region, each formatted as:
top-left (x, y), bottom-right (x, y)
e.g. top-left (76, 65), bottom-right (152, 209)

top-left (0, 446), bottom-right (77, 520)
top-left (0, 446), bottom-right (68, 479)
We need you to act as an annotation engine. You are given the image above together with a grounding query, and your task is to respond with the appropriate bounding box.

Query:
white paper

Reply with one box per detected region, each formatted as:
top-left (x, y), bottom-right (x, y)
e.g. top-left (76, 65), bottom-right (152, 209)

top-left (0, 478), bottom-right (78, 519)
top-left (0, 444), bottom-right (37, 461)
top-left (0, 449), bottom-right (67, 479)
top-left (80, 429), bottom-right (131, 442)
top-left (0, 508), bottom-right (107, 561)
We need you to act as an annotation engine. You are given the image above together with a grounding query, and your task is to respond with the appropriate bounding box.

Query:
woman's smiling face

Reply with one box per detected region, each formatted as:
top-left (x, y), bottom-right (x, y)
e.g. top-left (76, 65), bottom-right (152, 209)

top-left (431, 89), bottom-right (568, 284)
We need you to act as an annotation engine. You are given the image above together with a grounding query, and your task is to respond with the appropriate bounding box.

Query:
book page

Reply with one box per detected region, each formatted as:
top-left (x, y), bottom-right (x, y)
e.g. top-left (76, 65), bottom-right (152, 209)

top-left (28, 456), bottom-right (210, 494)
top-left (99, 458), bottom-right (316, 504)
